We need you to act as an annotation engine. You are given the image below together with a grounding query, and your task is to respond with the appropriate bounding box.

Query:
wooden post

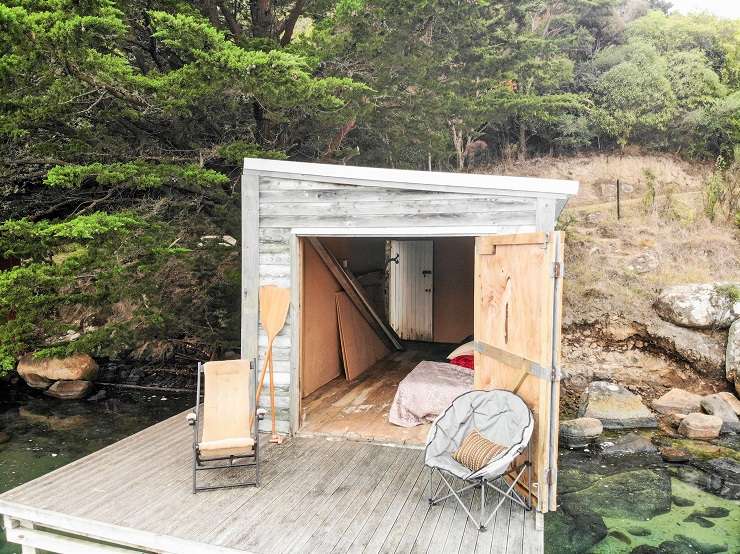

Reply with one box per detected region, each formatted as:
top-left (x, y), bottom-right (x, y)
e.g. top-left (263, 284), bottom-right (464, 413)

top-left (616, 179), bottom-right (621, 220)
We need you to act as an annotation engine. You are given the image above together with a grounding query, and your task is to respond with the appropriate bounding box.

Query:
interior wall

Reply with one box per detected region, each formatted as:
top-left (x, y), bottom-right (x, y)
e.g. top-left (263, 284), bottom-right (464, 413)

top-left (301, 237), bottom-right (473, 399)
top-left (433, 237), bottom-right (474, 344)
top-left (301, 240), bottom-right (344, 398)
top-left (322, 237), bottom-right (387, 317)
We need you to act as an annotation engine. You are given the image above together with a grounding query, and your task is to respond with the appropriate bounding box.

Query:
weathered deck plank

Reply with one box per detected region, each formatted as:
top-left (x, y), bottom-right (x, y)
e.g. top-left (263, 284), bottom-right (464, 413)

top-left (0, 412), bottom-right (542, 554)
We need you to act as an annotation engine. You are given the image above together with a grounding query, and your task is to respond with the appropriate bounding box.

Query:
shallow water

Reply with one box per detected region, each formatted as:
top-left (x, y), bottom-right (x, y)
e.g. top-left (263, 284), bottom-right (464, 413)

top-left (545, 433), bottom-right (740, 554)
top-left (593, 479), bottom-right (739, 553)
top-left (0, 386), bottom-right (192, 554)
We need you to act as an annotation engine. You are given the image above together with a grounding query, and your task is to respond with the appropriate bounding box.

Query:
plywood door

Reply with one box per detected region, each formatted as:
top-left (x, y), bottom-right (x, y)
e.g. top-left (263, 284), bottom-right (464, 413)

top-left (389, 240), bottom-right (434, 341)
top-left (474, 232), bottom-right (563, 512)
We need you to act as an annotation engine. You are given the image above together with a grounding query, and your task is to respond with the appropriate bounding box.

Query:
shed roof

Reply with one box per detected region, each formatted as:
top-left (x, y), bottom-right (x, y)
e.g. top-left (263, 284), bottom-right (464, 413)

top-left (244, 159), bottom-right (579, 198)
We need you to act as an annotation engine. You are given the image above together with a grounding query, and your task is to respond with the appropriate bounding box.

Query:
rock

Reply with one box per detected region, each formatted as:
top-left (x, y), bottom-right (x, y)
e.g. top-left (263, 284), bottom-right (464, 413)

top-left (727, 320), bottom-right (740, 394)
top-left (608, 529), bottom-right (632, 544)
top-left (560, 468), bottom-right (671, 520)
top-left (544, 509), bottom-right (607, 554)
top-left (600, 432), bottom-right (658, 457)
top-left (671, 495), bottom-right (694, 507)
top-left (678, 413), bottom-right (722, 440)
top-left (628, 252), bottom-right (659, 274)
top-left (44, 380), bottom-right (93, 400)
top-left (655, 541), bottom-right (695, 554)
top-left (86, 389), bottom-right (107, 402)
top-left (659, 446), bottom-right (691, 463)
top-left (684, 512), bottom-right (715, 528)
top-left (17, 353), bottom-right (98, 382)
top-left (644, 319), bottom-right (726, 378)
top-left (631, 547), bottom-right (660, 554)
top-left (18, 407), bottom-right (88, 430)
top-left (22, 372), bottom-right (52, 390)
top-left (626, 526), bottom-right (651, 537)
top-left (0, 431), bottom-right (10, 445)
top-left (559, 417), bottom-right (603, 448)
top-left (652, 388), bottom-right (703, 415)
top-left (578, 381), bottom-right (657, 429)
top-left (674, 534), bottom-right (729, 554)
top-left (716, 391), bottom-right (740, 416)
top-left (665, 413), bottom-right (687, 427)
top-left (701, 458), bottom-right (740, 500)
top-left (555, 467), bottom-right (602, 494)
top-left (653, 283), bottom-right (740, 329)
top-left (695, 506), bottom-right (730, 518)
top-left (700, 394), bottom-right (740, 434)
top-left (677, 458), bottom-right (740, 500)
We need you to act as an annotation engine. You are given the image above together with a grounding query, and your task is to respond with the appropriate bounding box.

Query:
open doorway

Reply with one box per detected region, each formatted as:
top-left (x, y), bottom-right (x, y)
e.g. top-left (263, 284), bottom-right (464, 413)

top-left (298, 235), bottom-right (475, 445)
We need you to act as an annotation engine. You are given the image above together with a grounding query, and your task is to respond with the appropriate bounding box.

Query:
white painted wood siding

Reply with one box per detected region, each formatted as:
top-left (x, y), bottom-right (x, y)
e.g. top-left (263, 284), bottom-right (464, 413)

top-left (249, 176), bottom-right (543, 433)
top-left (389, 240), bottom-right (434, 341)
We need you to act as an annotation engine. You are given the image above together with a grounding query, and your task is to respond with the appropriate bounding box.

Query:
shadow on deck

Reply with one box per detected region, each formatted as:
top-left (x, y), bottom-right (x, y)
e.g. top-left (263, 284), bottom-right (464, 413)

top-left (0, 412), bottom-right (543, 553)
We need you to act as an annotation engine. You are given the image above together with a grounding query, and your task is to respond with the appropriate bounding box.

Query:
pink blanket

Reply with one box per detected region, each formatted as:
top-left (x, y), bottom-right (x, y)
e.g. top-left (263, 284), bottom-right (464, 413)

top-left (388, 361), bottom-right (474, 427)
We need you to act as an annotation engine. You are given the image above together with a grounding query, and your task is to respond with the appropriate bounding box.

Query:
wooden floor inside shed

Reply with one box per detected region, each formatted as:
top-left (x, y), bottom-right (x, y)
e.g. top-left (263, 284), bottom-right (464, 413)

top-left (299, 342), bottom-right (453, 445)
top-left (0, 411), bottom-right (543, 554)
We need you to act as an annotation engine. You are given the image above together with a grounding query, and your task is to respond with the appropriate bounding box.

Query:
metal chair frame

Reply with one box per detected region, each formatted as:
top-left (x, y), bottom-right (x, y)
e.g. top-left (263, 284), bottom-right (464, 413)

top-left (427, 442), bottom-right (533, 531)
top-left (188, 360), bottom-right (264, 493)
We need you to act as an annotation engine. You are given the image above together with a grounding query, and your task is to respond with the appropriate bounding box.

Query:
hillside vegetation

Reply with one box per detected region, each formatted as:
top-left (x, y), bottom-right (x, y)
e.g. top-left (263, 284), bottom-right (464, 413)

top-left (491, 152), bottom-right (739, 403)
top-left (0, 0), bottom-right (739, 375)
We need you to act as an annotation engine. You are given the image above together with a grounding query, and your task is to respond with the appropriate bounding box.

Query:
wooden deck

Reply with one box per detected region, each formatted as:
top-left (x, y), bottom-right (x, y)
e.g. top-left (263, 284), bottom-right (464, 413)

top-left (0, 412), bottom-right (543, 554)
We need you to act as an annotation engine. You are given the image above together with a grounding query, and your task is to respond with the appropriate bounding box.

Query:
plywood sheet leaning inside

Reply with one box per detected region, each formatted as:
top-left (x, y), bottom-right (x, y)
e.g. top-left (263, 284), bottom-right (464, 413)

top-left (301, 240), bottom-right (343, 398)
top-left (336, 292), bottom-right (391, 381)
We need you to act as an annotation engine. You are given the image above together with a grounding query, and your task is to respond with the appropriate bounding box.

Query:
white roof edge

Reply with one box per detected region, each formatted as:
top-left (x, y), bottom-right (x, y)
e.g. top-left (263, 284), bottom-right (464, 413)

top-left (244, 159), bottom-right (579, 196)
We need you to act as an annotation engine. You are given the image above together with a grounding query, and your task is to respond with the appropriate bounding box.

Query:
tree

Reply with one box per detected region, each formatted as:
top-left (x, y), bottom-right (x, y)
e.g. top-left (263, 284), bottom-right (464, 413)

top-left (587, 40), bottom-right (676, 148)
top-left (0, 0), bottom-right (365, 375)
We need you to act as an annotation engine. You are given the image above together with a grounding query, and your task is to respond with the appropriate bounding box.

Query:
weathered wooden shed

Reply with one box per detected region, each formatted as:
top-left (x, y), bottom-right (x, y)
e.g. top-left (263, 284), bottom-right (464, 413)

top-left (242, 159), bottom-right (578, 512)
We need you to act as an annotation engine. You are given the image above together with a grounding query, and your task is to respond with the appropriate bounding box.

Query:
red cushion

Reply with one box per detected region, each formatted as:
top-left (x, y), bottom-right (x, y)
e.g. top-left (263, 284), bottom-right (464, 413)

top-left (449, 355), bottom-right (474, 370)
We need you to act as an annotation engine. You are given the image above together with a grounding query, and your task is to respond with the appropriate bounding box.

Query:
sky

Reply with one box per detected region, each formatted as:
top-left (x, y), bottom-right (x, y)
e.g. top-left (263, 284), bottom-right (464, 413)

top-left (669, 0), bottom-right (740, 19)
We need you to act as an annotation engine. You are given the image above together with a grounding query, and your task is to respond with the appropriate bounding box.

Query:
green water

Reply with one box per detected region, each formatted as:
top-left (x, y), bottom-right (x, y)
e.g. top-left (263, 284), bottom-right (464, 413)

top-left (546, 434), bottom-right (740, 554)
top-left (0, 387), bottom-right (192, 554)
top-left (593, 479), bottom-right (739, 553)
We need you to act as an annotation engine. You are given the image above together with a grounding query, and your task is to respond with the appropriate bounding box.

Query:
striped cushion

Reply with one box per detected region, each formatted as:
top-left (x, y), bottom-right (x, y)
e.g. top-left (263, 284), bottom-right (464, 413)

top-left (452, 430), bottom-right (508, 472)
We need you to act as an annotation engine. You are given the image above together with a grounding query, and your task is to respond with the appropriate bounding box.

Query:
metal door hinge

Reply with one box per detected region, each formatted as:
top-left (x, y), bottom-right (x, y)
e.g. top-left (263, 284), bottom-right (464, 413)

top-left (552, 261), bottom-right (562, 279)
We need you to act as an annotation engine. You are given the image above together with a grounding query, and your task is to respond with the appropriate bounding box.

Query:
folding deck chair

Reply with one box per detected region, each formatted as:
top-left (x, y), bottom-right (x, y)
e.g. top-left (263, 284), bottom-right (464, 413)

top-left (425, 389), bottom-right (534, 531)
top-left (186, 359), bottom-right (265, 493)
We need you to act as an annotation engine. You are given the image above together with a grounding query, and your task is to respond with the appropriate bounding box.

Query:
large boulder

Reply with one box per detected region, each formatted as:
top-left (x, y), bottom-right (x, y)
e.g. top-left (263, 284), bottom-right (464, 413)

top-left (44, 380), bottom-right (93, 400)
top-left (652, 388), bottom-right (703, 415)
top-left (653, 283), bottom-right (740, 329)
top-left (700, 394), bottom-right (740, 434)
top-left (560, 468), bottom-right (672, 520)
top-left (17, 353), bottom-right (98, 382)
top-left (644, 319), bottom-right (726, 379)
top-left (678, 413), bottom-right (722, 440)
top-left (578, 381), bottom-right (657, 429)
top-left (727, 319), bottom-right (740, 394)
top-left (560, 417), bottom-right (603, 448)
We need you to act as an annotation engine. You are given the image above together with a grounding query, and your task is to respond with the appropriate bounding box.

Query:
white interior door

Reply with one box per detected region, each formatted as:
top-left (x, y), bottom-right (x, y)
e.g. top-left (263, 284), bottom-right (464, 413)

top-left (389, 240), bottom-right (433, 341)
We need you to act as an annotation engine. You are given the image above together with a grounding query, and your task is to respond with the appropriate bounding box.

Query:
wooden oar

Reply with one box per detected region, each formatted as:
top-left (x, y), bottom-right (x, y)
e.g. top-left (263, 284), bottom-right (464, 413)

top-left (255, 285), bottom-right (291, 444)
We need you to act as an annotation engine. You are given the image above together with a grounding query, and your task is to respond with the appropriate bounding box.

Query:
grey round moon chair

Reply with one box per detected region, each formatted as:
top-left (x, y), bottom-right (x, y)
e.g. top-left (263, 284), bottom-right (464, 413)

top-left (424, 389), bottom-right (534, 531)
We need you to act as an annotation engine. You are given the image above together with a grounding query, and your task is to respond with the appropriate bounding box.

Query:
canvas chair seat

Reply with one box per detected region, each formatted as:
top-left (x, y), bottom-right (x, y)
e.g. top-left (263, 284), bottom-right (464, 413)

top-left (198, 437), bottom-right (255, 458)
top-left (425, 389), bottom-right (534, 531)
top-left (189, 359), bottom-right (263, 492)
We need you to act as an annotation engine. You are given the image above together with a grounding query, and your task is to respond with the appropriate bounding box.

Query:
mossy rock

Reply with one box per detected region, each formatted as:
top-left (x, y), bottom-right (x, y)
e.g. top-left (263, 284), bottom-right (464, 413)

top-left (544, 508), bottom-right (607, 554)
top-left (560, 468), bottom-right (671, 520)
